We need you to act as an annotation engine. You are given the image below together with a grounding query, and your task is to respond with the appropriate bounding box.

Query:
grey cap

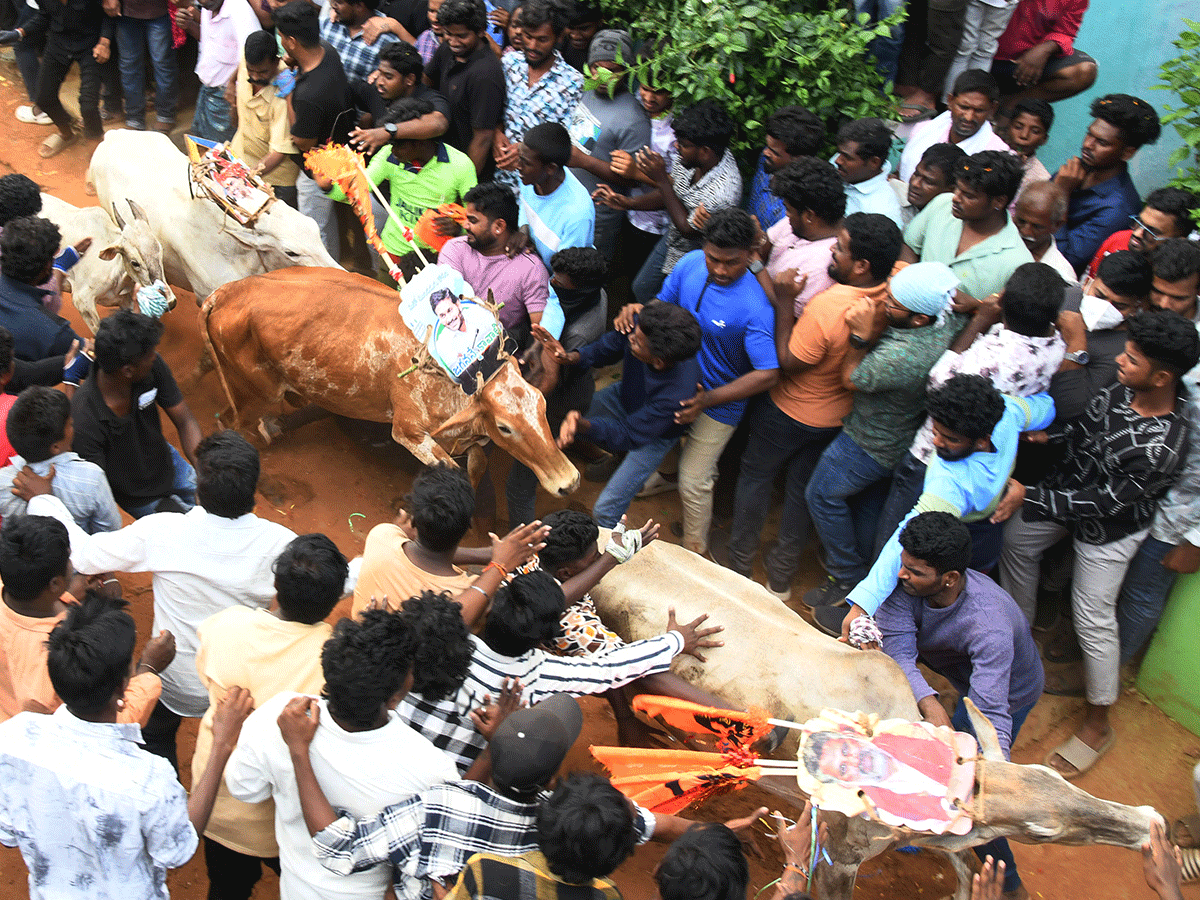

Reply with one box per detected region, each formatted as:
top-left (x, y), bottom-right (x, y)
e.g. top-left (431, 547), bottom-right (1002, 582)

top-left (490, 693), bottom-right (583, 797)
top-left (588, 29), bottom-right (633, 66)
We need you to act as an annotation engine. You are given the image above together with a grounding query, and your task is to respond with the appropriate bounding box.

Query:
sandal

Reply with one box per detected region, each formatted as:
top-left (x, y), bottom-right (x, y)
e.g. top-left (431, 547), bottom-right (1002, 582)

top-left (1043, 730), bottom-right (1116, 780)
top-left (39, 130), bottom-right (78, 159)
top-left (898, 102), bottom-right (937, 124)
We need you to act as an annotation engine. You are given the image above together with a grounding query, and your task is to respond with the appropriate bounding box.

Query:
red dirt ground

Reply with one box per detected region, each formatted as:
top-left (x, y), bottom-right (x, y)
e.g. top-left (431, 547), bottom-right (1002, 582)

top-left (0, 58), bottom-right (1195, 900)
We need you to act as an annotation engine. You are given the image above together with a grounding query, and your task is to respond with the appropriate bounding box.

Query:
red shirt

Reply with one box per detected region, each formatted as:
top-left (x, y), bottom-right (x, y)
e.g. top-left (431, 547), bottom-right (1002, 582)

top-left (996, 0), bottom-right (1089, 61)
top-left (1085, 229), bottom-right (1132, 280)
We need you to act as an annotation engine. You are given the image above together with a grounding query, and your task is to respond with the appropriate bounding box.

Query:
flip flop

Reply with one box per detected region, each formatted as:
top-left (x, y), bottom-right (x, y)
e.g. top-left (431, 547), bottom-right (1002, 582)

top-left (898, 102), bottom-right (937, 124)
top-left (1172, 813), bottom-right (1200, 849)
top-left (1043, 730), bottom-right (1116, 780)
top-left (1043, 667), bottom-right (1086, 697)
top-left (39, 130), bottom-right (78, 159)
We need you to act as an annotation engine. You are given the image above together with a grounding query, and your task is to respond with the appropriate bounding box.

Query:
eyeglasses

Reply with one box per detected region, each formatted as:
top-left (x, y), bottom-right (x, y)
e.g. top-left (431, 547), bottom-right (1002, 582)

top-left (1130, 214), bottom-right (1163, 242)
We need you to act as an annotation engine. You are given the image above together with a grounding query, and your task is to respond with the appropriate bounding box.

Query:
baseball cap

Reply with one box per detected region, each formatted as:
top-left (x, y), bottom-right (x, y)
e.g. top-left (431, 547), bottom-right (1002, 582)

top-left (490, 694), bottom-right (583, 797)
top-left (588, 29), bottom-right (633, 67)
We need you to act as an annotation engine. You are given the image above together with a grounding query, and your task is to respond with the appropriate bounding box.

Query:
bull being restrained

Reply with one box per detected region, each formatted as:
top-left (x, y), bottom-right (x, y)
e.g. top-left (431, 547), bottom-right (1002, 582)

top-left (199, 267), bottom-right (578, 497)
top-left (589, 539), bottom-right (1161, 900)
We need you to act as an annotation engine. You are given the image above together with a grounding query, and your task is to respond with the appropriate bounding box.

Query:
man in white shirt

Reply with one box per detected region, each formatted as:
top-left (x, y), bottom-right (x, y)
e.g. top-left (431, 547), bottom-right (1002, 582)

top-left (833, 118), bottom-right (904, 228)
top-left (225, 606), bottom-right (463, 900)
top-left (14, 431), bottom-right (297, 771)
top-left (175, 0), bottom-right (262, 143)
top-left (1013, 181), bottom-right (1077, 283)
top-left (898, 69), bottom-right (1014, 183)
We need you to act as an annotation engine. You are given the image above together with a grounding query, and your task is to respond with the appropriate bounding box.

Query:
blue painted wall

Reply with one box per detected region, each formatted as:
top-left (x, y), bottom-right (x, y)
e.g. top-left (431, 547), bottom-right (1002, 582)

top-left (1039, 0), bottom-right (1195, 195)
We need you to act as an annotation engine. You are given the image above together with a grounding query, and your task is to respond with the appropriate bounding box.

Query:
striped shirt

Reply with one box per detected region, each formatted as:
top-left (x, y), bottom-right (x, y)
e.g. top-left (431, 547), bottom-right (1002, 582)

top-left (319, 12), bottom-right (399, 85)
top-left (0, 451), bottom-right (122, 534)
top-left (397, 631), bottom-right (683, 772)
top-left (495, 52), bottom-right (583, 192)
top-left (448, 850), bottom-right (622, 900)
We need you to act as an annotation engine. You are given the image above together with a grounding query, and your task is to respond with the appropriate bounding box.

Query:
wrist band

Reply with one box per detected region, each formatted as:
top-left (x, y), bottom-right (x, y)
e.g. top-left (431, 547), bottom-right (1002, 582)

top-left (484, 561), bottom-right (508, 579)
top-left (102, 578), bottom-right (119, 586)
top-left (466, 584), bottom-right (489, 598)
top-left (137, 661), bottom-right (158, 675)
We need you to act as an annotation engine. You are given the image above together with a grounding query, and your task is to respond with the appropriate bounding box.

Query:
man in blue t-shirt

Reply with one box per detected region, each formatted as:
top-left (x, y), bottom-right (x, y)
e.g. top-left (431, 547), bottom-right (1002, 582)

top-left (613, 208), bottom-right (779, 556)
top-left (517, 122), bottom-right (595, 270)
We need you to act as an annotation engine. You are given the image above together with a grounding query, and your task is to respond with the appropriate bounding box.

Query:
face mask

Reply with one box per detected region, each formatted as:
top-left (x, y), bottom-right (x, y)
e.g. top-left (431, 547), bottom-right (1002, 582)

top-left (1079, 292), bottom-right (1126, 331)
top-left (584, 65), bottom-right (621, 95)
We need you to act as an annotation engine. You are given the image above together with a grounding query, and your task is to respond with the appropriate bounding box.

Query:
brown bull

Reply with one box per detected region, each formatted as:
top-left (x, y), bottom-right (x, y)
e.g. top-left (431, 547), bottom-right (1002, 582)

top-left (199, 267), bottom-right (579, 496)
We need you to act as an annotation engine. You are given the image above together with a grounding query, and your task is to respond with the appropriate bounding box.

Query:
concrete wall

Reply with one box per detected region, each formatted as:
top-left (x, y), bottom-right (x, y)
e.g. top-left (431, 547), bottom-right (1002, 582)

top-left (1039, 0), bottom-right (1196, 195)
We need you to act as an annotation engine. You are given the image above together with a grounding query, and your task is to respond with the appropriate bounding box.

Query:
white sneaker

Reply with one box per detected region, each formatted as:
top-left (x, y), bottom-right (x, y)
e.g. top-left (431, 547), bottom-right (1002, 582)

top-left (636, 471), bottom-right (678, 498)
top-left (16, 105), bottom-right (53, 125)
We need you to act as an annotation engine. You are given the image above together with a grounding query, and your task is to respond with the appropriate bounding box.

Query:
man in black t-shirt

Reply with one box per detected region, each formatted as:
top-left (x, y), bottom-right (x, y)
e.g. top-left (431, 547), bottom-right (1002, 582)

top-left (348, 40), bottom-right (451, 155)
top-left (423, 0), bottom-right (504, 177)
top-left (71, 311), bottom-right (203, 518)
top-left (274, 0), bottom-right (355, 259)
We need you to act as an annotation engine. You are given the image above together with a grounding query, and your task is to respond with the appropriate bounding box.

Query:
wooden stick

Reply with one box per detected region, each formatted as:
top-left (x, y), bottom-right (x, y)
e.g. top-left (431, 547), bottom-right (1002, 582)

top-left (753, 758), bottom-right (798, 767)
top-left (768, 717), bottom-right (807, 731)
top-left (357, 159), bottom-right (430, 269)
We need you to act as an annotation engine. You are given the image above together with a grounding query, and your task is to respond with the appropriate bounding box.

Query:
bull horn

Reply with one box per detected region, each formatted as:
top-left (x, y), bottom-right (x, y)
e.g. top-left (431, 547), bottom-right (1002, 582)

top-left (112, 202), bottom-right (126, 230)
top-left (127, 198), bottom-right (150, 224)
top-left (475, 371), bottom-right (486, 394)
top-left (962, 697), bottom-right (1006, 762)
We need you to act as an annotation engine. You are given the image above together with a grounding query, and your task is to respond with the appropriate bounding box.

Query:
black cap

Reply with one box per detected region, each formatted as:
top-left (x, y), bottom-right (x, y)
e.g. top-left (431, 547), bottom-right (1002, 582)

top-left (490, 694), bottom-right (583, 797)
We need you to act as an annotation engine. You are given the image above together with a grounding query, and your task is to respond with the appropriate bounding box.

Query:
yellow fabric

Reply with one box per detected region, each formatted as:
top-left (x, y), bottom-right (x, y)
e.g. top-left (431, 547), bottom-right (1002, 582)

top-left (230, 57), bottom-right (300, 188)
top-left (192, 606), bottom-right (331, 857)
top-left (352, 525), bottom-right (475, 616)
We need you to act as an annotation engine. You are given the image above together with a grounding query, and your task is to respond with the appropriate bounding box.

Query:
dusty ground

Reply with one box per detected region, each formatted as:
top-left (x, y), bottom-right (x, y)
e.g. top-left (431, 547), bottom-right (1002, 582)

top-left (0, 58), bottom-right (1196, 900)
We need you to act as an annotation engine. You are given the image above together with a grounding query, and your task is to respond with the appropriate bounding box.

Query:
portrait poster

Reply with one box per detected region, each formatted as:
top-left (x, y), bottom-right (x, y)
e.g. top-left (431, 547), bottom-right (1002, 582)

top-left (796, 709), bottom-right (977, 835)
top-left (398, 264), bottom-right (504, 394)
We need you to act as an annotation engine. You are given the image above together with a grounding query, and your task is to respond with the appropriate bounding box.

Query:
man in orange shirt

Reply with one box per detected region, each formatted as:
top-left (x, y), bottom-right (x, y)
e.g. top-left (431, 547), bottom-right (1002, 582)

top-left (0, 515), bottom-right (169, 723)
top-left (723, 213), bottom-right (904, 601)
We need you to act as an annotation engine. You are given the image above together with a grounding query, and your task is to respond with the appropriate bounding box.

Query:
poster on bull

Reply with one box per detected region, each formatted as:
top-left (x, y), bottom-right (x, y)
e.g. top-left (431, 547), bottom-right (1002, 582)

top-left (399, 265), bottom-right (504, 395)
top-left (796, 709), bottom-right (976, 835)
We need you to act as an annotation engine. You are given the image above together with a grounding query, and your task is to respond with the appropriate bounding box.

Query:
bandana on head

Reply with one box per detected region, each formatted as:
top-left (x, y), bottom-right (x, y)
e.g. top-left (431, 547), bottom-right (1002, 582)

top-left (888, 262), bottom-right (958, 324)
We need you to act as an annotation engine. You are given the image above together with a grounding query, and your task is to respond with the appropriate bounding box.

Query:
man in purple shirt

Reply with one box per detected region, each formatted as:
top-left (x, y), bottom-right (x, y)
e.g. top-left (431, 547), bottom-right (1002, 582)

top-left (872, 511), bottom-right (1043, 898)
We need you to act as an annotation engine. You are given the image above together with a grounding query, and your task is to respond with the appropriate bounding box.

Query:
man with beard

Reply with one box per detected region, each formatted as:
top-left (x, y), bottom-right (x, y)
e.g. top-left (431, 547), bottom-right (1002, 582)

top-left (871, 511), bottom-right (1042, 899)
top-left (820, 373), bottom-right (1053, 639)
top-left (745, 105), bottom-right (826, 229)
top-left (1085, 186), bottom-right (1200, 281)
top-left (438, 183), bottom-right (549, 350)
top-left (898, 69), bottom-right (1013, 183)
top-left (492, 0), bottom-right (583, 193)
top-left (1053, 94), bottom-right (1161, 276)
top-left (723, 213), bottom-right (901, 599)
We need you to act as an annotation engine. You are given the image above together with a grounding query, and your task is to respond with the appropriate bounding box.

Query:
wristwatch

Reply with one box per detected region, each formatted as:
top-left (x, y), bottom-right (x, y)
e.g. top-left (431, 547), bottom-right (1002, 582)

top-left (1064, 349), bottom-right (1090, 365)
top-left (748, 259), bottom-right (764, 275)
top-left (384, 122), bottom-right (398, 136)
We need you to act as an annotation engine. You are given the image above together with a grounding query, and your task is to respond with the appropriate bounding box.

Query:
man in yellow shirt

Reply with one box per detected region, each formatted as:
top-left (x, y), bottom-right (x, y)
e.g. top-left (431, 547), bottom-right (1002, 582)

top-left (230, 30), bottom-right (300, 207)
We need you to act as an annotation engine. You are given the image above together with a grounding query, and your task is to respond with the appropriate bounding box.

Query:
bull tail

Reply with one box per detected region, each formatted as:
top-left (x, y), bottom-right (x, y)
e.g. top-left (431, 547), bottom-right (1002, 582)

top-left (199, 293), bottom-right (241, 427)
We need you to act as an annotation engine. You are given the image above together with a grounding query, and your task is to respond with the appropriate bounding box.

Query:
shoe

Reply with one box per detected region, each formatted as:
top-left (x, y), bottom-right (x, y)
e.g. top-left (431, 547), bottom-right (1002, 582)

top-left (100, 107), bottom-right (123, 122)
top-left (125, 120), bottom-right (146, 131)
top-left (761, 541), bottom-right (793, 602)
top-left (802, 576), bottom-right (855, 610)
top-left (16, 105), bottom-right (52, 125)
top-left (636, 471), bottom-right (677, 498)
top-left (813, 603), bottom-right (849, 638)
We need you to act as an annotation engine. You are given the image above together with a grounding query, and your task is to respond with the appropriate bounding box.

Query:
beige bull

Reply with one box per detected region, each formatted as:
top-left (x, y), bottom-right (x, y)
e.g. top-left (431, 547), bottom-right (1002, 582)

top-left (199, 267), bottom-right (579, 497)
top-left (590, 540), bottom-right (1161, 900)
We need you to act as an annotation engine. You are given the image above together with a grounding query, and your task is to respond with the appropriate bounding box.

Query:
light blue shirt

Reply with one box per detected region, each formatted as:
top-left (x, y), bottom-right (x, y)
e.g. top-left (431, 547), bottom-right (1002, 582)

top-left (0, 451), bottom-right (122, 534)
top-left (835, 157), bottom-right (904, 228)
top-left (849, 392), bottom-right (1055, 615)
top-left (518, 170), bottom-right (596, 269)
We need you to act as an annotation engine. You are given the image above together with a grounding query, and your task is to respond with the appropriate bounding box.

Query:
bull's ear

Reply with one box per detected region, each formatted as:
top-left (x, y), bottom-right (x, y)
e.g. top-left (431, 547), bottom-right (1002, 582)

top-left (127, 199), bottom-right (150, 224)
top-left (112, 203), bottom-right (126, 230)
top-left (962, 697), bottom-right (1006, 762)
top-left (98, 245), bottom-right (121, 261)
top-left (431, 402), bottom-right (479, 439)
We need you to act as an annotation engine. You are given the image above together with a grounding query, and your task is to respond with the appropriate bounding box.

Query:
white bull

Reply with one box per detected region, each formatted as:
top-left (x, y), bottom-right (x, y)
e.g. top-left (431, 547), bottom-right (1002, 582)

top-left (590, 540), bottom-right (1161, 900)
top-left (87, 130), bottom-right (340, 302)
top-left (39, 194), bottom-right (176, 333)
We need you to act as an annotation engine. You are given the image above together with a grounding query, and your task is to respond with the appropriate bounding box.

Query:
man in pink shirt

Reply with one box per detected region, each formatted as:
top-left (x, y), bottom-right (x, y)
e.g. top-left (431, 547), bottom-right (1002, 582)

top-left (756, 157), bottom-right (844, 317)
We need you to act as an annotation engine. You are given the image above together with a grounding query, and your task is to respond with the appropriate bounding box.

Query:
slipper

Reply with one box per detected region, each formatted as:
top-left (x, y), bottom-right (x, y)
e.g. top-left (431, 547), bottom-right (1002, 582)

top-left (1043, 668), bottom-right (1086, 697)
top-left (898, 102), bottom-right (937, 124)
top-left (636, 471), bottom-right (677, 498)
top-left (39, 131), bottom-right (78, 159)
top-left (1043, 730), bottom-right (1115, 780)
top-left (1172, 813), bottom-right (1200, 849)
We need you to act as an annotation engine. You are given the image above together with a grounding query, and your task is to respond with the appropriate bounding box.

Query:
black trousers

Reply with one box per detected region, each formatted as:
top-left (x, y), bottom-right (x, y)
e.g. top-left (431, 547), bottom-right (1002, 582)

top-left (204, 837), bottom-right (281, 900)
top-left (141, 699), bottom-right (183, 773)
top-left (898, 0), bottom-right (967, 96)
top-left (35, 36), bottom-right (103, 137)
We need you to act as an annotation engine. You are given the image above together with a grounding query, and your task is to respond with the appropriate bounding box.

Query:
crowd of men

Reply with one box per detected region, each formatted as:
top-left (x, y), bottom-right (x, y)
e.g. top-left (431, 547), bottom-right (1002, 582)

top-left (1, 0), bottom-right (1200, 897)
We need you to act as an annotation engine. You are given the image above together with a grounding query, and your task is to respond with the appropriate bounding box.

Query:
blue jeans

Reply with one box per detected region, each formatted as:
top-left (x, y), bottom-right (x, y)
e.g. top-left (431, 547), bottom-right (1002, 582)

top-left (874, 451), bottom-right (926, 561)
top-left (588, 383), bottom-right (679, 528)
top-left (951, 697), bottom-right (1033, 893)
top-left (631, 233), bottom-right (670, 304)
top-left (728, 396), bottom-right (840, 578)
top-left (854, 0), bottom-right (906, 85)
top-left (123, 444), bottom-right (197, 518)
top-left (192, 83), bottom-right (235, 143)
top-left (116, 14), bottom-right (177, 127)
top-left (806, 431), bottom-right (893, 582)
top-left (1117, 536), bottom-right (1177, 663)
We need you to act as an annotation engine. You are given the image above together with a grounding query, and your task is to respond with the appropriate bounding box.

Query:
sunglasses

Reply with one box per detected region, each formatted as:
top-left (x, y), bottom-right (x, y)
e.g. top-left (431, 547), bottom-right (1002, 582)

top-left (1130, 214), bottom-right (1163, 242)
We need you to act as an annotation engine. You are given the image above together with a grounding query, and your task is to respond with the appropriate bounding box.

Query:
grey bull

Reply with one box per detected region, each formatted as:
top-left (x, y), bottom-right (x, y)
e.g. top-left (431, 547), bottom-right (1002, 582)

top-left (589, 540), bottom-right (1161, 899)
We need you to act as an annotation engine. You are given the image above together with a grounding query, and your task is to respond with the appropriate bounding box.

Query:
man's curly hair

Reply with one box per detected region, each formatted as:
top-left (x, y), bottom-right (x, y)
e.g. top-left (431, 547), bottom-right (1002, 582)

top-left (925, 374), bottom-right (1005, 441)
top-left (321, 608), bottom-right (411, 729)
top-left (398, 591), bottom-right (472, 701)
top-left (898, 512), bottom-right (972, 576)
top-left (1090, 94), bottom-right (1161, 149)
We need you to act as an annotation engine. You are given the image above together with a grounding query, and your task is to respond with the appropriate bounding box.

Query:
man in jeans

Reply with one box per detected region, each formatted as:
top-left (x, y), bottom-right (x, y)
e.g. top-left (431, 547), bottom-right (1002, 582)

top-left (110, 0), bottom-right (178, 132)
top-left (725, 212), bottom-right (902, 599)
top-left (613, 209), bottom-right (778, 558)
top-left (803, 261), bottom-right (958, 609)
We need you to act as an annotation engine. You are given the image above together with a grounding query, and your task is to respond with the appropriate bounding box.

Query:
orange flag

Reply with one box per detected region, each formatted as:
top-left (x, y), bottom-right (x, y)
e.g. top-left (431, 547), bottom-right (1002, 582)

top-left (414, 203), bottom-right (468, 253)
top-left (610, 766), bottom-right (761, 814)
top-left (631, 695), bottom-right (772, 750)
top-left (304, 144), bottom-right (391, 264)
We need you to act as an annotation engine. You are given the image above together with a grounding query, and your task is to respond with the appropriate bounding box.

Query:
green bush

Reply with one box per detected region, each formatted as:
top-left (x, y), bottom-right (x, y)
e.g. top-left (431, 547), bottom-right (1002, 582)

top-left (597, 0), bottom-right (902, 165)
top-left (1156, 18), bottom-right (1200, 225)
